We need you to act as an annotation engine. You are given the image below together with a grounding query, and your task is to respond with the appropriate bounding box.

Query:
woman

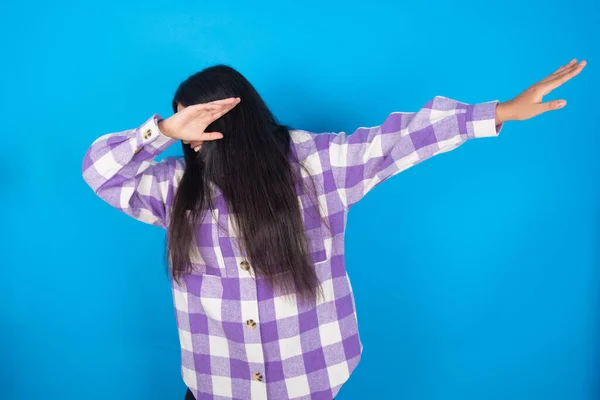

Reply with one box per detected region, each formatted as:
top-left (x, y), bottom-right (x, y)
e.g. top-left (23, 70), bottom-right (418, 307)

top-left (82, 60), bottom-right (586, 400)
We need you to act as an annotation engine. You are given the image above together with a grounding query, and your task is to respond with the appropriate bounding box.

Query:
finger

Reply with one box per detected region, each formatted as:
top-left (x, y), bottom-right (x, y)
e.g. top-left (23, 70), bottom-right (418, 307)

top-left (537, 99), bottom-right (567, 115)
top-left (188, 132), bottom-right (224, 151)
top-left (540, 61), bottom-right (580, 84)
top-left (204, 97), bottom-right (241, 106)
top-left (207, 102), bottom-right (239, 122)
top-left (554, 58), bottom-right (576, 72)
top-left (540, 59), bottom-right (577, 83)
top-left (541, 61), bottom-right (586, 94)
top-left (547, 60), bottom-right (585, 82)
top-left (190, 98), bottom-right (239, 114)
top-left (194, 102), bottom-right (236, 113)
top-left (199, 132), bottom-right (224, 141)
top-left (195, 98), bottom-right (241, 118)
top-left (193, 99), bottom-right (240, 127)
top-left (194, 104), bottom-right (227, 111)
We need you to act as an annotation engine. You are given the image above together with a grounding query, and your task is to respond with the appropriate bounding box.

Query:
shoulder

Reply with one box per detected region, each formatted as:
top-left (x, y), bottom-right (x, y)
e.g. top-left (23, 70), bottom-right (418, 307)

top-left (289, 129), bottom-right (335, 163)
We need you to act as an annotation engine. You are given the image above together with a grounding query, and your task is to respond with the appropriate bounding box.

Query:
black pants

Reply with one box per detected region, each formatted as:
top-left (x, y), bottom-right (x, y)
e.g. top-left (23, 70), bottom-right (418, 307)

top-left (184, 389), bottom-right (195, 400)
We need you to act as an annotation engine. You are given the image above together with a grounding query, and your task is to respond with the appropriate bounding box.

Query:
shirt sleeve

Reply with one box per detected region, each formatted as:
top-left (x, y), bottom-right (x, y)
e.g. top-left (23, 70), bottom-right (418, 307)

top-left (81, 114), bottom-right (183, 228)
top-left (326, 96), bottom-right (502, 209)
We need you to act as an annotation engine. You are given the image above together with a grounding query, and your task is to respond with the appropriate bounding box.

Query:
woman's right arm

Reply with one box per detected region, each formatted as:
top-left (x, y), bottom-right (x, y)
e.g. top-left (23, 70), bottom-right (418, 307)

top-left (82, 114), bottom-right (181, 228)
top-left (82, 97), bottom-right (241, 228)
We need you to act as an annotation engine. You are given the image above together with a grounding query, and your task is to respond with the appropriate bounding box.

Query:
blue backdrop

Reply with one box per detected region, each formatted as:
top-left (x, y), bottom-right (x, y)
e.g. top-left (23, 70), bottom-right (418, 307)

top-left (1, 1), bottom-right (598, 399)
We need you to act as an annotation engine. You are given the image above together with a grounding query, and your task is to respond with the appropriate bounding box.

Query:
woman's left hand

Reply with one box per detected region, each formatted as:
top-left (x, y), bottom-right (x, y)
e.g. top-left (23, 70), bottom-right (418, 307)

top-left (496, 59), bottom-right (587, 124)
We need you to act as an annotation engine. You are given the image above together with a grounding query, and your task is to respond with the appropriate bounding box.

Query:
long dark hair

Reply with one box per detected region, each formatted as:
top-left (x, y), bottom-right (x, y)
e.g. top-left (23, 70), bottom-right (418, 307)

top-left (168, 65), bottom-right (326, 303)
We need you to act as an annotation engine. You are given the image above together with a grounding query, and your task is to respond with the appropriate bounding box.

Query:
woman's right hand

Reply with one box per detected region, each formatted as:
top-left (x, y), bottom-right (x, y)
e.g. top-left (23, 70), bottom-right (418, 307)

top-left (158, 97), bottom-right (241, 151)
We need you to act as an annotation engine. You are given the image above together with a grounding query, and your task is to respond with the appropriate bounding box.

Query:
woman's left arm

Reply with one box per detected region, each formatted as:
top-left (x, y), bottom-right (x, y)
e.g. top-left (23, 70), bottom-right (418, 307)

top-left (325, 59), bottom-right (586, 209)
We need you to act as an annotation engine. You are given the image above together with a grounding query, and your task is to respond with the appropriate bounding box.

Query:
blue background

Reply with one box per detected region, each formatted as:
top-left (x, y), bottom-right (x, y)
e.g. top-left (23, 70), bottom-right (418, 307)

top-left (1, 0), bottom-right (598, 399)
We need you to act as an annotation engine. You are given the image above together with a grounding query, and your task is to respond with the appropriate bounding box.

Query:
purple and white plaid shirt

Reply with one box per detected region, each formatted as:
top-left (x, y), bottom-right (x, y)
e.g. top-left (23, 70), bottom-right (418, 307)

top-left (82, 96), bottom-right (501, 399)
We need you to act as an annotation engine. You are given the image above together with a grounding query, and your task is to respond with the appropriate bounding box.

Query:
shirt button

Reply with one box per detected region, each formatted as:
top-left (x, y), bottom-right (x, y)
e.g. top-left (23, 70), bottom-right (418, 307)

top-left (245, 319), bottom-right (257, 330)
top-left (143, 128), bottom-right (152, 140)
top-left (253, 372), bottom-right (263, 382)
top-left (240, 261), bottom-right (250, 271)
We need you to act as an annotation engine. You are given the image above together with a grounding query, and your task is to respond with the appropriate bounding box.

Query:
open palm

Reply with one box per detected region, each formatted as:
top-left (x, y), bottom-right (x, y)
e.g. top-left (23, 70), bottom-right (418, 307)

top-left (498, 59), bottom-right (587, 123)
top-left (158, 97), bottom-right (241, 150)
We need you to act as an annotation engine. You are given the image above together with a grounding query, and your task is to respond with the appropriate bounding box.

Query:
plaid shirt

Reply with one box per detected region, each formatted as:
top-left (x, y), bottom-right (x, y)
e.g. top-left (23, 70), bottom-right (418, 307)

top-left (82, 96), bottom-right (501, 399)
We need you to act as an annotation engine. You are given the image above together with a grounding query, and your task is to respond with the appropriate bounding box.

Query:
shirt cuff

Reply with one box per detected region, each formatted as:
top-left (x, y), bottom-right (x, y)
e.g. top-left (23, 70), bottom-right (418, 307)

top-left (466, 101), bottom-right (503, 138)
top-left (138, 114), bottom-right (178, 153)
